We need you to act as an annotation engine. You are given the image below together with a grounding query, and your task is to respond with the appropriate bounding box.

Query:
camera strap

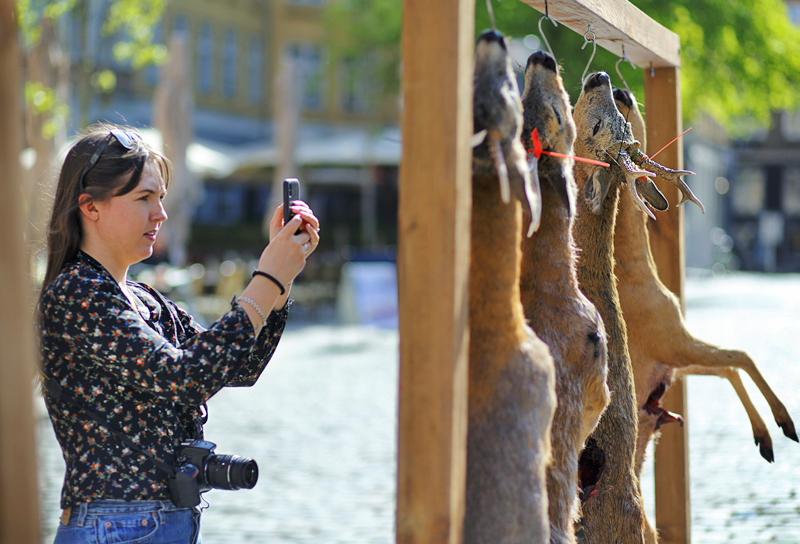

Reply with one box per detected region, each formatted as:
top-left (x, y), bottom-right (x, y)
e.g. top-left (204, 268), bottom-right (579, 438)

top-left (41, 374), bottom-right (177, 476)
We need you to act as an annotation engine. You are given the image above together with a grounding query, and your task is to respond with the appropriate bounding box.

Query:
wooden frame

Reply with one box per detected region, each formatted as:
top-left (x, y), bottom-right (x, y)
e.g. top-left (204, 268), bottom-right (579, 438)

top-left (397, 1), bottom-right (689, 543)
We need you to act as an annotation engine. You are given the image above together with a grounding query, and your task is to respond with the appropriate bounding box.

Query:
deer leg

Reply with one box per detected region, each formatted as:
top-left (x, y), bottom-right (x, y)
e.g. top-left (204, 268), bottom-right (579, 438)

top-left (676, 366), bottom-right (775, 462)
top-left (676, 340), bottom-right (797, 444)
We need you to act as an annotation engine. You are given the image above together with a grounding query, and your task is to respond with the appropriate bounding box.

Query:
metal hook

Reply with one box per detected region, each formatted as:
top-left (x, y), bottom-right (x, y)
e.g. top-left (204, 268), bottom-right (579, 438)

top-left (581, 26), bottom-right (597, 85)
top-left (538, 11), bottom-right (558, 59)
top-left (485, 0), bottom-right (497, 32)
top-left (615, 45), bottom-right (637, 95)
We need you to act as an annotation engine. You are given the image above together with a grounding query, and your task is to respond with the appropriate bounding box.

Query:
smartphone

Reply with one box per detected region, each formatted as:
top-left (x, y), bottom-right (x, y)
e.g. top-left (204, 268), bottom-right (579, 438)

top-left (283, 178), bottom-right (300, 226)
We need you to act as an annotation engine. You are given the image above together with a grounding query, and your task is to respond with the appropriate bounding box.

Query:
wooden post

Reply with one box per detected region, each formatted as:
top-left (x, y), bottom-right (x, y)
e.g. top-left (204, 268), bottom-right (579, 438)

top-left (396, 0), bottom-right (474, 542)
top-left (644, 66), bottom-right (691, 544)
top-left (0, 2), bottom-right (42, 543)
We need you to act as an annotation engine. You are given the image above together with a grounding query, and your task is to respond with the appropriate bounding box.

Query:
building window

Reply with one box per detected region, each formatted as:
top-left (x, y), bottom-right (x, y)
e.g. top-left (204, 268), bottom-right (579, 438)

top-left (223, 29), bottom-right (237, 98)
top-left (197, 22), bottom-right (213, 95)
top-left (144, 22), bottom-right (163, 86)
top-left (340, 56), bottom-right (368, 113)
top-left (194, 184), bottom-right (245, 225)
top-left (172, 15), bottom-right (188, 38)
top-left (248, 37), bottom-right (264, 104)
top-left (783, 167), bottom-right (800, 216)
top-left (286, 43), bottom-right (326, 111)
top-left (70, 2), bottom-right (106, 63)
top-left (732, 166), bottom-right (766, 216)
top-left (782, 109), bottom-right (800, 142)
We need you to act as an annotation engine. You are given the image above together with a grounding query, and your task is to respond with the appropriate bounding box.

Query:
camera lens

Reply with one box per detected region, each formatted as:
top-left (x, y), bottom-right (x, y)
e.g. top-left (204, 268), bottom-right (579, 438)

top-left (203, 454), bottom-right (259, 490)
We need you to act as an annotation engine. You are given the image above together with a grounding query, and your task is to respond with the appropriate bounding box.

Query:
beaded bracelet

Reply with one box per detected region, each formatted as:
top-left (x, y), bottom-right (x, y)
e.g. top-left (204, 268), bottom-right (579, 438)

top-left (237, 296), bottom-right (267, 325)
top-left (252, 270), bottom-right (286, 295)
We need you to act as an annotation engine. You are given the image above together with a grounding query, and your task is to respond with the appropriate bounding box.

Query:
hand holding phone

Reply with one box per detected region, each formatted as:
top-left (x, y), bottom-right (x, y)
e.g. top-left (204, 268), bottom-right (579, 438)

top-left (283, 178), bottom-right (300, 227)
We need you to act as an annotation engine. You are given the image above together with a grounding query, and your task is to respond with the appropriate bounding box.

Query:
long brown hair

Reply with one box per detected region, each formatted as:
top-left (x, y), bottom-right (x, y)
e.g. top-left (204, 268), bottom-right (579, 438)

top-left (41, 123), bottom-right (173, 293)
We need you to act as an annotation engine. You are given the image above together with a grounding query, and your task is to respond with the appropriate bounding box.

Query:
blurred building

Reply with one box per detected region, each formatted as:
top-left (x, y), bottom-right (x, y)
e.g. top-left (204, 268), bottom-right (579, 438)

top-left (682, 115), bottom-right (737, 273)
top-left (719, 1), bottom-right (800, 273)
top-left (729, 111), bottom-right (800, 272)
top-left (682, 109), bottom-right (800, 275)
top-left (65, 0), bottom-right (400, 263)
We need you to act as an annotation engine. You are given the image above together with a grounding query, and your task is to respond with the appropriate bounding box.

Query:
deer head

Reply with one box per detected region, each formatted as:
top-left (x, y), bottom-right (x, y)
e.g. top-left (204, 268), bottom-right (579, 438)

top-left (613, 87), bottom-right (704, 214)
top-left (520, 50), bottom-right (577, 223)
top-left (472, 30), bottom-right (542, 234)
top-left (573, 72), bottom-right (667, 218)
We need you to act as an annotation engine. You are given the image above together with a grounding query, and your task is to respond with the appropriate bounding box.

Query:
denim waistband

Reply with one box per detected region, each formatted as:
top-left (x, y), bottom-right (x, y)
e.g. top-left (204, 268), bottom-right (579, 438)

top-left (71, 500), bottom-right (194, 526)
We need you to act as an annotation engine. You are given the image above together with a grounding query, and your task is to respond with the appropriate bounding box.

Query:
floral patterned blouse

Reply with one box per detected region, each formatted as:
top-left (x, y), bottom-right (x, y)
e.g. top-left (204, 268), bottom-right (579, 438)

top-left (39, 251), bottom-right (289, 509)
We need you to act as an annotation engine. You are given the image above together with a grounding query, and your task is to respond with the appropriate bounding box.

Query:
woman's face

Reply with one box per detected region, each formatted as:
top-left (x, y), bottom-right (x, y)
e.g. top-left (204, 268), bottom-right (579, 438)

top-left (94, 162), bottom-right (168, 269)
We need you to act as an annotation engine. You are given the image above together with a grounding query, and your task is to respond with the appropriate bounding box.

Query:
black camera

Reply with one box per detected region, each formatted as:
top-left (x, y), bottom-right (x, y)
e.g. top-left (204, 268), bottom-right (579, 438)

top-left (168, 439), bottom-right (259, 507)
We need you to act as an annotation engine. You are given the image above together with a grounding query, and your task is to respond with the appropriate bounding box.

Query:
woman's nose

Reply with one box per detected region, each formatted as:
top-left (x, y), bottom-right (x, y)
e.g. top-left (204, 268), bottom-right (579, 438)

top-left (152, 201), bottom-right (168, 222)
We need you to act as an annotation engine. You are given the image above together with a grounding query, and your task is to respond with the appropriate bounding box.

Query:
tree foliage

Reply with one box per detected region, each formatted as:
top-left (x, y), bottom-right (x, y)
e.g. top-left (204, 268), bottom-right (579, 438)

top-left (324, 0), bottom-right (800, 135)
top-left (16, 0), bottom-right (168, 132)
top-left (18, 0), bottom-right (167, 66)
top-left (325, 0), bottom-right (402, 106)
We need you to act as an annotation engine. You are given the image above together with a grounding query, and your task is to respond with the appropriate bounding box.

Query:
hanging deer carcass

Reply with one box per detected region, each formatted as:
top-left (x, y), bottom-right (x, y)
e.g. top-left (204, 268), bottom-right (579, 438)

top-left (518, 50), bottom-right (610, 544)
top-left (611, 87), bottom-right (798, 543)
top-left (570, 70), bottom-right (678, 544)
top-left (464, 30), bottom-right (557, 544)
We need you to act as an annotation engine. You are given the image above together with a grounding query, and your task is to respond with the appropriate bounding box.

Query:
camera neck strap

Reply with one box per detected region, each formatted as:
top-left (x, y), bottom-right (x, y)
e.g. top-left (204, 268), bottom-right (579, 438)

top-left (41, 375), bottom-right (177, 476)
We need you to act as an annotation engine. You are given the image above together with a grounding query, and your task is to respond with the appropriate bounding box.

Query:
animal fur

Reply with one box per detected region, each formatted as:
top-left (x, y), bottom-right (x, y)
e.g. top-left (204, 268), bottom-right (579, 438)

top-left (612, 87), bottom-right (798, 543)
top-left (464, 30), bottom-right (556, 544)
top-left (518, 51), bottom-right (610, 544)
top-left (571, 72), bottom-right (648, 544)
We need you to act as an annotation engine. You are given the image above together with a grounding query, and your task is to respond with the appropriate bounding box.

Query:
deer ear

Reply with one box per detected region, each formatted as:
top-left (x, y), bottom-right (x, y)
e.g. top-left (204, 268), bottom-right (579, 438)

top-left (585, 167), bottom-right (612, 214)
top-left (637, 178), bottom-right (668, 212)
top-left (547, 162), bottom-right (577, 218)
top-left (517, 151), bottom-right (542, 236)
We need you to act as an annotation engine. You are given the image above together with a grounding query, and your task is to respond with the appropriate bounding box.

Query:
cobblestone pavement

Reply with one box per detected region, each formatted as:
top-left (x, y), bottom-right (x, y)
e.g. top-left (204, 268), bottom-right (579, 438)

top-left (38, 273), bottom-right (800, 543)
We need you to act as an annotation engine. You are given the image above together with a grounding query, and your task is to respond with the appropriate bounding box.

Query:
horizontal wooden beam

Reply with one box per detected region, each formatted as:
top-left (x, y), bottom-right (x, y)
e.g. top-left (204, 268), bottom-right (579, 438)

top-left (521, 0), bottom-right (681, 68)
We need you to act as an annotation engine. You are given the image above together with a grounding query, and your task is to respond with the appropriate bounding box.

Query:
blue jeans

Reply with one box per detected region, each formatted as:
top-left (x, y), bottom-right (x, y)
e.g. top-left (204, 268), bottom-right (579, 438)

top-left (54, 500), bottom-right (202, 544)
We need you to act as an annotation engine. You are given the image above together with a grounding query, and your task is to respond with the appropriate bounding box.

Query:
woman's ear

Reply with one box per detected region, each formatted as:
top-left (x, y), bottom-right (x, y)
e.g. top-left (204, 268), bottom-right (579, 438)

top-left (78, 195), bottom-right (99, 222)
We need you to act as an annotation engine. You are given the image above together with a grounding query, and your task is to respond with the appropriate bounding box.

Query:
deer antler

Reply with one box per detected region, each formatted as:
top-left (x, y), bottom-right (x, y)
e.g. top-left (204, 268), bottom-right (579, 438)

top-left (619, 152), bottom-right (657, 220)
top-left (607, 149), bottom-right (658, 220)
top-left (636, 155), bottom-right (704, 213)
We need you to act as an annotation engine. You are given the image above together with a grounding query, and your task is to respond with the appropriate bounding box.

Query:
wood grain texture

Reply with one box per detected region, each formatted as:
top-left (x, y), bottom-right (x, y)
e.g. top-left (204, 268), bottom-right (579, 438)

top-left (0, 1), bottom-right (42, 543)
top-left (644, 66), bottom-right (691, 544)
top-left (396, 1), bottom-right (474, 543)
top-left (522, 0), bottom-right (681, 68)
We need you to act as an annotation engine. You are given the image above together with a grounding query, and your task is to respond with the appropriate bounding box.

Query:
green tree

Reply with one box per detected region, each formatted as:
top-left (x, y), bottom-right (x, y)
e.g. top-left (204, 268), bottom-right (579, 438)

top-left (325, 0), bottom-right (800, 135)
top-left (17, 0), bottom-right (168, 131)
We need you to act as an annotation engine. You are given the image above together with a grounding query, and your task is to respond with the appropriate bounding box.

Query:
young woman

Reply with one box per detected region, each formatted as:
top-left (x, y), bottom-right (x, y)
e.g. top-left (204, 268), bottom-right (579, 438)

top-left (39, 124), bottom-right (319, 544)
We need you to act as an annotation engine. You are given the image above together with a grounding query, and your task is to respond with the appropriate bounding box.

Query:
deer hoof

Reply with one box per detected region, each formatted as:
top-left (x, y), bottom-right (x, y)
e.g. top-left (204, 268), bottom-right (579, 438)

top-left (779, 420), bottom-right (798, 442)
top-left (754, 435), bottom-right (775, 463)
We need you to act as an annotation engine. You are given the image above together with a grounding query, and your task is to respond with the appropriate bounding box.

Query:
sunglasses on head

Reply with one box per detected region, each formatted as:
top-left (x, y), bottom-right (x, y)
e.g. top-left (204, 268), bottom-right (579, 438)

top-left (78, 130), bottom-right (143, 190)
